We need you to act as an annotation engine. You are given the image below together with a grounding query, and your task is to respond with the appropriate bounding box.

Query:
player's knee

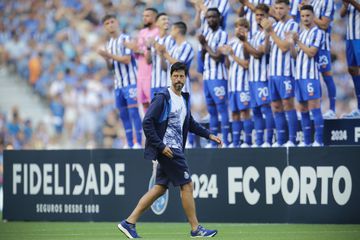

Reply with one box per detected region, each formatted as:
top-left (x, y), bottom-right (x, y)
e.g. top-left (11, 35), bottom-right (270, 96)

top-left (271, 101), bottom-right (283, 112)
top-left (232, 112), bottom-right (240, 120)
top-left (282, 99), bottom-right (295, 111)
top-left (298, 102), bottom-right (308, 112)
top-left (241, 110), bottom-right (251, 120)
top-left (308, 99), bottom-right (321, 110)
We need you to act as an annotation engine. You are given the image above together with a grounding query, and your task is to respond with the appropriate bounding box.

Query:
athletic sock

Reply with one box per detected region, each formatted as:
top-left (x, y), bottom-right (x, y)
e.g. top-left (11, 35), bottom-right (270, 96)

top-left (261, 105), bottom-right (275, 144)
top-left (243, 119), bottom-right (253, 145)
top-left (129, 107), bottom-right (142, 144)
top-left (253, 107), bottom-right (264, 145)
top-left (232, 120), bottom-right (242, 147)
top-left (351, 75), bottom-right (360, 110)
top-left (285, 109), bottom-right (298, 143)
top-left (274, 112), bottom-right (287, 145)
top-left (119, 108), bottom-right (133, 147)
top-left (218, 103), bottom-right (230, 145)
top-left (323, 75), bottom-right (336, 112)
top-left (300, 111), bottom-right (312, 145)
top-left (207, 104), bottom-right (219, 135)
top-left (311, 108), bottom-right (324, 144)
top-left (207, 104), bottom-right (219, 146)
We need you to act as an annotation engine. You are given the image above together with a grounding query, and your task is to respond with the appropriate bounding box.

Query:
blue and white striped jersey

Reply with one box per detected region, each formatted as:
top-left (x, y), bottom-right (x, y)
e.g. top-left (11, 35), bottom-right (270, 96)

top-left (249, 30), bottom-right (268, 82)
top-left (168, 41), bottom-right (194, 93)
top-left (295, 26), bottom-right (323, 80)
top-left (203, 28), bottom-right (228, 81)
top-left (228, 38), bottom-right (249, 92)
top-left (269, 18), bottom-right (299, 77)
top-left (311, 0), bottom-right (334, 51)
top-left (200, 0), bottom-right (229, 34)
top-left (106, 34), bottom-right (137, 89)
top-left (151, 35), bottom-right (175, 89)
top-left (346, 0), bottom-right (360, 40)
top-left (290, 0), bottom-right (302, 23)
top-left (244, 0), bottom-right (273, 39)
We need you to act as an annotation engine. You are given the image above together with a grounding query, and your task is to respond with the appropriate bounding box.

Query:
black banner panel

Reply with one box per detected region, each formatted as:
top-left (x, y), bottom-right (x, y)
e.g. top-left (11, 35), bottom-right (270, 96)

top-left (3, 147), bottom-right (360, 223)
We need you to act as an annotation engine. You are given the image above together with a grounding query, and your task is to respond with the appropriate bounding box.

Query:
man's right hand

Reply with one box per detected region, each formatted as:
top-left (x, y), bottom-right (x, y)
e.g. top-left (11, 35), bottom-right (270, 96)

top-left (162, 146), bottom-right (174, 158)
top-left (198, 35), bottom-right (207, 46)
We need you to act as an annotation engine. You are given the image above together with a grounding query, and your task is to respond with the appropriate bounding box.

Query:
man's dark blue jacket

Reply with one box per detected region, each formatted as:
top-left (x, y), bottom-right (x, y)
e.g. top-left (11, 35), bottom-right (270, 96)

top-left (143, 88), bottom-right (211, 161)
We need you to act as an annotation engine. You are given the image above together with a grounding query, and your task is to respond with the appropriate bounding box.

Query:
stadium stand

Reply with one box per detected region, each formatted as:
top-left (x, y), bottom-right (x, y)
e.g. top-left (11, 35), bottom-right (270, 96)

top-left (0, 0), bottom-right (358, 153)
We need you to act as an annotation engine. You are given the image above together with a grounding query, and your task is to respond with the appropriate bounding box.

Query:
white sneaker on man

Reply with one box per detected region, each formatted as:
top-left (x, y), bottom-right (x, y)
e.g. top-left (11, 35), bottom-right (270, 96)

top-left (272, 142), bottom-right (282, 147)
top-left (312, 141), bottom-right (324, 147)
top-left (261, 142), bottom-right (271, 148)
top-left (298, 142), bottom-right (310, 147)
top-left (342, 109), bottom-right (360, 119)
top-left (132, 143), bottom-right (142, 149)
top-left (240, 143), bottom-right (250, 148)
top-left (284, 141), bottom-right (296, 147)
top-left (323, 110), bottom-right (337, 119)
top-left (228, 143), bottom-right (239, 148)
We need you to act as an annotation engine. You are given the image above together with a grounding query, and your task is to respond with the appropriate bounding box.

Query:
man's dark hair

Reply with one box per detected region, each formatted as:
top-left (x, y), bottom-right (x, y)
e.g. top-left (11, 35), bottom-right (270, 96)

top-left (102, 14), bottom-right (116, 24)
top-left (275, 0), bottom-right (290, 5)
top-left (173, 21), bottom-right (187, 35)
top-left (300, 4), bottom-right (314, 13)
top-left (256, 3), bottom-right (270, 14)
top-left (207, 7), bottom-right (221, 17)
top-left (145, 7), bottom-right (158, 14)
top-left (170, 62), bottom-right (188, 76)
top-left (156, 12), bottom-right (167, 21)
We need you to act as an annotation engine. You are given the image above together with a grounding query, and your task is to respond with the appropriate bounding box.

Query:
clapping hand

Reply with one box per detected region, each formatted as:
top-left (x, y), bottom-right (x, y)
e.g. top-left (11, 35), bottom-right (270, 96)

top-left (292, 32), bottom-right (299, 43)
top-left (261, 18), bottom-right (273, 33)
top-left (218, 45), bottom-right (233, 56)
top-left (198, 35), bottom-right (207, 46)
top-left (154, 42), bottom-right (165, 54)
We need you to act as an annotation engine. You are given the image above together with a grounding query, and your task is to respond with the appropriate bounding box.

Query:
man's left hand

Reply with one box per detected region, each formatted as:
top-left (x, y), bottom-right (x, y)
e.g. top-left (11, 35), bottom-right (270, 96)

top-left (209, 134), bottom-right (222, 146)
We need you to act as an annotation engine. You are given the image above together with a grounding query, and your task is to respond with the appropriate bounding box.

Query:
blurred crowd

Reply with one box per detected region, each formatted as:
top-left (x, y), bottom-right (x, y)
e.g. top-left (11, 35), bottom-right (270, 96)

top-left (0, 0), bottom-right (356, 158)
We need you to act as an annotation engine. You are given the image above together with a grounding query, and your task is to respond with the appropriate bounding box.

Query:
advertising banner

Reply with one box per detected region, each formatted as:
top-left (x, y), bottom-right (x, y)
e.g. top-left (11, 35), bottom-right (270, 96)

top-left (3, 147), bottom-right (360, 223)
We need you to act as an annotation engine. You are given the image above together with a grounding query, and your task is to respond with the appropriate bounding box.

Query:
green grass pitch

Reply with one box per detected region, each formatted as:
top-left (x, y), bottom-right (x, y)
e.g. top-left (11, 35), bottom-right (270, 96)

top-left (0, 220), bottom-right (360, 240)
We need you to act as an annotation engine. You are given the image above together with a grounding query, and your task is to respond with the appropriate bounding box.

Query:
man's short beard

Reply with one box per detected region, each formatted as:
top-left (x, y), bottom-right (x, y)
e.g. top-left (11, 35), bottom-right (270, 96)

top-left (175, 83), bottom-right (183, 91)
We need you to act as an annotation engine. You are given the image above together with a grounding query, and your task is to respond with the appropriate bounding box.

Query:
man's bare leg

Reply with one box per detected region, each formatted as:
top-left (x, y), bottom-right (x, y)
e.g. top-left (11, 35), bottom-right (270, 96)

top-left (180, 182), bottom-right (199, 231)
top-left (126, 184), bottom-right (167, 224)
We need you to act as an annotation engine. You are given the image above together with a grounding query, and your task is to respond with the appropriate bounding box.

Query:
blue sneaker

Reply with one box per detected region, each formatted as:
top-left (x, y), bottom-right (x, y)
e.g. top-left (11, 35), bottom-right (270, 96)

top-left (191, 225), bottom-right (218, 238)
top-left (117, 220), bottom-right (141, 238)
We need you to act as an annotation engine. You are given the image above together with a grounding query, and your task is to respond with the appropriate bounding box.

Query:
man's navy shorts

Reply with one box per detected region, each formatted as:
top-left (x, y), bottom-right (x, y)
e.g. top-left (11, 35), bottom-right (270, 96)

top-left (155, 148), bottom-right (192, 187)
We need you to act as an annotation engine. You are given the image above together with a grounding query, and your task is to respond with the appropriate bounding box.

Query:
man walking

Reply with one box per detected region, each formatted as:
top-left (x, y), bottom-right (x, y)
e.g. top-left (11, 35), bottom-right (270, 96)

top-left (117, 62), bottom-right (221, 238)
